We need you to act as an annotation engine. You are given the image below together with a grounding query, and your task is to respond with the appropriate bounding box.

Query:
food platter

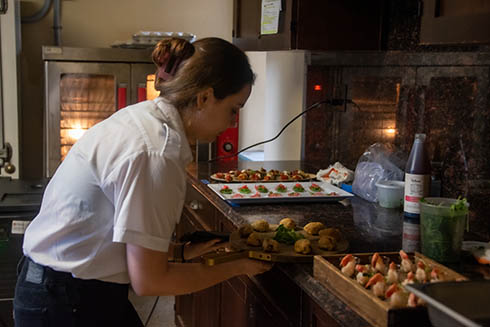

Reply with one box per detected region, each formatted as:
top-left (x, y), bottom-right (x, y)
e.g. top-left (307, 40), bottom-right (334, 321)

top-left (207, 181), bottom-right (353, 204)
top-left (202, 223), bottom-right (349, 266)
top-left (313, 252), bottom-right (468, 327)
top-left (210, 168), bottom-right (316, 183)
top-left (235, 225), bottom-right (348, 259)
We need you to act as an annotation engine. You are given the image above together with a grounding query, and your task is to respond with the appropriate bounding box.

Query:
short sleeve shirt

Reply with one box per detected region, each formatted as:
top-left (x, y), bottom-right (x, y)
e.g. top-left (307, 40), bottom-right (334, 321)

top-left (23, 98), bottom-right (193, 283)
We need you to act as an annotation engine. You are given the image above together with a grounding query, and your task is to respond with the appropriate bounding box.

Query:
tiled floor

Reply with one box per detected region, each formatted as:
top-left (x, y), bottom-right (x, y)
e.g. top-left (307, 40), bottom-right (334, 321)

top-left (129, 289), bottom-right (177, 327)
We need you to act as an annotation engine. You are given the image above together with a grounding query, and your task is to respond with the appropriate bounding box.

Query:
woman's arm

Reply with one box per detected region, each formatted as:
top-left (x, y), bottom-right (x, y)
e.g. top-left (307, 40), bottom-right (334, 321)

top-left (126, 243), bottom-right (271, 296)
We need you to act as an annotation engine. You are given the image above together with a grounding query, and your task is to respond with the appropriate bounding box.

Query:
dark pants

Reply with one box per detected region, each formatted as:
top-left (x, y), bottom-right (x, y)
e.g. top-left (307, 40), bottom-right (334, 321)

top-left (14, 257), bottom-right (143, 327)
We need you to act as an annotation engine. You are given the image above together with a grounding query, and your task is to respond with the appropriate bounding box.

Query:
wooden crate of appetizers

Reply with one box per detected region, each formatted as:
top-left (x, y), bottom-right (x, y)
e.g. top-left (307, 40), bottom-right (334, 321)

top-left (313, 252), bottom-right (468, 327)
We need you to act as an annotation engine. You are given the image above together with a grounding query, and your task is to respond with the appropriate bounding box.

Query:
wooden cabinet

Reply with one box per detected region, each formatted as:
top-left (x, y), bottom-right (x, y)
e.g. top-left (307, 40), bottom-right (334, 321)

top-left (304, 297), bottom-right (342, 327)
top-left (233, 0), bottom-right (384, 51)
top-left (420, 0), bottom-right (490, 45)
top-left (174, 184), bottom-right (220, 327)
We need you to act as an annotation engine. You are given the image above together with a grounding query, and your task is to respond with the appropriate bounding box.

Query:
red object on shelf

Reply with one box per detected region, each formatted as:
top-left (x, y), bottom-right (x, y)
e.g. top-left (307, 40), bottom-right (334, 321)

top-left (117, 84), bottom-right (127, 110)
top-left (137, 84), bottom-right (147, 102)
top-left (216, 113), bottom-right (239, 161)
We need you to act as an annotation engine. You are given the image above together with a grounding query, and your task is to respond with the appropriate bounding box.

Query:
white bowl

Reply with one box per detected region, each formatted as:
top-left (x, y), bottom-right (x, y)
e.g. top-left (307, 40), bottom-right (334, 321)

top-left (375, 180), bottom-right (404, 208)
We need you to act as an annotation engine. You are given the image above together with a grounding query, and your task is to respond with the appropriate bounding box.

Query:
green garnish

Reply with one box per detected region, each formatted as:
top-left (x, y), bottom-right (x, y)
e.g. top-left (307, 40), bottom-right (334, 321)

top-left (275, 184), bottom-right (287, 193)
top-left (450, 197), bottom-right (468, 211)
top-left (309, 183), bottom-right (323, 192)
top-left (273, 224), bottom-right (305, 245)
top-left (293, 183), bottom-right (305, 192)
top-left (419, 197), bottom-right (469, 263)
top-left (238, 185), bottom-right (252, 194)
top-left (420, 197), bottom-right (468, 212)
top-left (220, 186), bottom-right (233, 194)
top-left (255, 185), bottom-right (269, 193)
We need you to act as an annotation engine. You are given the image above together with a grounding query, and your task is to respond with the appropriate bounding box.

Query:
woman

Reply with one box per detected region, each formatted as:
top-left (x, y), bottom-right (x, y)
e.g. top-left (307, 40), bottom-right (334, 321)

top-left (14, 37), bottom-right (271, 326)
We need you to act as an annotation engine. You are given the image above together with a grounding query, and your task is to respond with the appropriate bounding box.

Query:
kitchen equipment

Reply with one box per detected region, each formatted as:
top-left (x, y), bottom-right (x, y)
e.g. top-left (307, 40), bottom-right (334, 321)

top-left (43, 46), bottom-right (155, 177)
top-left (207, 181), bottom-right (353, 205)
top-left (0, 178), bottom-right (47, 327)
top-left (216, 112), bottom-right (239, 160)
top-left (375, 180), bottom-right (404, 208)
top-left (313, 252), bottom-right (467, 327)
top-left (405, 280), bottom-right (490, 327)
top-left (420, 198), bottom-right (469, 263)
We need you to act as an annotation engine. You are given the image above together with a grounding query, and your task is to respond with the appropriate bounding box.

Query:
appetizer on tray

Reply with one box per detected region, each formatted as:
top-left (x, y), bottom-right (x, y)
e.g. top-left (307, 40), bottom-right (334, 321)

top-left (233, 218), bottom-right (349, 258)
top-left (334, 250), bottom-right (467, 308)
top-left (209, 181), bottom-right (353, 204)
top-left (210, 168), bottom-right (315, 182)
top-left (313, 251), bottom-right (467, 327)
top-left (202, 218), bottom-right (350, 266)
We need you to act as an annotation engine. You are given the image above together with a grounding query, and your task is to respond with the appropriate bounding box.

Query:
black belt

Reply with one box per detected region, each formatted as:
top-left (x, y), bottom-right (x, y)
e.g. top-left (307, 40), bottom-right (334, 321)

top-left (21, 256), bottom-right (75, 284)
top-left (20, 256), bottom-right (128, 290)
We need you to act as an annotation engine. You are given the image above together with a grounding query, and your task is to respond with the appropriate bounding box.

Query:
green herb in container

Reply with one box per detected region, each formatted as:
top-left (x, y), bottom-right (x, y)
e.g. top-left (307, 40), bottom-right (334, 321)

top-left (420, 197), bottom-right (469, 263)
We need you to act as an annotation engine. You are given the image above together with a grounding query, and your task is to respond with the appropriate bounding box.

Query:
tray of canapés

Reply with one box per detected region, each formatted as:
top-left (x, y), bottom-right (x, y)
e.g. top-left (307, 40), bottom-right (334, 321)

top-left (202, 218), bottom-right (349, 266)
top-left (313, 250), bottom-right (468, 327)
top-left (208, 181), bottom-right (353, 204)
top-left (210, 168), bottom-right (316, 183)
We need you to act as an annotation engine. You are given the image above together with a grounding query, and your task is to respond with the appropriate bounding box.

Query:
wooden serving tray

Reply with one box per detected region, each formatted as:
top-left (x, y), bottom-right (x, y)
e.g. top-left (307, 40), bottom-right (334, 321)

top-left (313, 252), bottom-right (468, 327)
top-left (202, 226), bottom-right (349, 266)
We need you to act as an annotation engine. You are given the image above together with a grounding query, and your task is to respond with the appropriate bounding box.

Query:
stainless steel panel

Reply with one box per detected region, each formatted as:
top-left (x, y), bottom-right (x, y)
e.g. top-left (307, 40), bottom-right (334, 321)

top-left (42, 46), bottom-right (153, 63)
top-left (406, 281), bottom-right (490, 327)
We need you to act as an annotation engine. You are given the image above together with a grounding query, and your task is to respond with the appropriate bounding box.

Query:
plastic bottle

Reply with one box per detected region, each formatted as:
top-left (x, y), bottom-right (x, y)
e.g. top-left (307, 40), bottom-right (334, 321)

top-left (402, 133), bottom-right (431, 252)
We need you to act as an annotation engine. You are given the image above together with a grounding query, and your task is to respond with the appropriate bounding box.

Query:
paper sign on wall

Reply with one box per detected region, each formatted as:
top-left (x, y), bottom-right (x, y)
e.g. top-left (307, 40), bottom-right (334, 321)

top-left (260, 0), bottom-right (281, 35)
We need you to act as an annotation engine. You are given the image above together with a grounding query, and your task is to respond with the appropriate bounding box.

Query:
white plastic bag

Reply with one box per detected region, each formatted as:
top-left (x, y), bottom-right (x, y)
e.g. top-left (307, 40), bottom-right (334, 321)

top-left (352, 143), bottom-right (406, 202)
top-left (316, 162), bottom-right (354, 186)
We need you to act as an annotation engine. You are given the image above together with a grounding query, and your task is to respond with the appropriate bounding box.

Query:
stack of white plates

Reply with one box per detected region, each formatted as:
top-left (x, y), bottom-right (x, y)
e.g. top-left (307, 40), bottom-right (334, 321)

top-left (112, 32), bottom-right (196, 49)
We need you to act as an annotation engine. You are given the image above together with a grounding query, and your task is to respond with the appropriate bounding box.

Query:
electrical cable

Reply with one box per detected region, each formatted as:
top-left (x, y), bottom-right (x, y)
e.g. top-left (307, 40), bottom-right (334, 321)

top-left (144, 296), bottom-right (160, 327)
top-left (209, 98), bottom-right (358, 162)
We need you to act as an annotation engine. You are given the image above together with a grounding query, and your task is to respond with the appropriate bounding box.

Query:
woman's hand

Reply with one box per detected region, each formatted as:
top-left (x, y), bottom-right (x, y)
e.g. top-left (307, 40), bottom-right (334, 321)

top-left (183, 239), bottom-right (229, 260)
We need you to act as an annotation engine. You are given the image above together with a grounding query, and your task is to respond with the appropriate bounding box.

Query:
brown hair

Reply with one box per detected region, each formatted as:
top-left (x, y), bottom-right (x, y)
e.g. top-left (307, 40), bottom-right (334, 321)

top-left (152, 37), bottom-right (254, 110)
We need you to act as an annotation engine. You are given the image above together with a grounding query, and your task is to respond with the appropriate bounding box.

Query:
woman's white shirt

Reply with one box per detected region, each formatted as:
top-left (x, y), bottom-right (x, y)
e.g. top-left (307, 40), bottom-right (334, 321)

top-left (23, 98), bottom-right (193, 284)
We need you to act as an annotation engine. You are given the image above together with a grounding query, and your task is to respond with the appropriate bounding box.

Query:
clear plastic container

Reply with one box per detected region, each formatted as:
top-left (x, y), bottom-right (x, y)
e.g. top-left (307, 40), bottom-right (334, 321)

top-left (375, 180), bottom-right (405, 208)
top-left (420, 197), bottom-right (469, 263)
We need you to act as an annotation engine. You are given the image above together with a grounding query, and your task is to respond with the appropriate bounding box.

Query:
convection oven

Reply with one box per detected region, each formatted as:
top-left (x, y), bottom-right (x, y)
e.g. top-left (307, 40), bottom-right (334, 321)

top-left (43, 47), bottom-right (157, 177)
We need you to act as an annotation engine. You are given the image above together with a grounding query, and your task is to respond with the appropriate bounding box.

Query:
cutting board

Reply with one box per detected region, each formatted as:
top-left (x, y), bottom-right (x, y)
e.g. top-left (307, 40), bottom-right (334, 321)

top-left (202, 226), bottom-right (349, 266)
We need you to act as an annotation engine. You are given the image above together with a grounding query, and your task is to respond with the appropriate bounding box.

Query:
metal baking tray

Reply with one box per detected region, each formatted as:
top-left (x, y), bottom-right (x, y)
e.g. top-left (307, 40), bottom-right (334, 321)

top-left (405, 280), bottom-right (490, 327)
top-left (207, 181), bottom-right (353, 204)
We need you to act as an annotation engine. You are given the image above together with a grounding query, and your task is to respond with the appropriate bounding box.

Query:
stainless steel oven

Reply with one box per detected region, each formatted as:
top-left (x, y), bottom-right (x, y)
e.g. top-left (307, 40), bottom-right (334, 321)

top-left (43, 47), bottom-right (157, 177)
top-left (0, 178), bottom-right (47, 327)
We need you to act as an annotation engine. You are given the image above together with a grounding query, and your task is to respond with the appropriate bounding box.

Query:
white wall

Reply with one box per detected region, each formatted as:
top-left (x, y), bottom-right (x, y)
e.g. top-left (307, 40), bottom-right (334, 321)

top-left (240, 51), bottom-right (306, 161)
top-left (61, 0), bottom-right (233, 47)
top-left (21, 0), bottom-right (234, 47)
top-left (239, 52), bottom-right (266, 151)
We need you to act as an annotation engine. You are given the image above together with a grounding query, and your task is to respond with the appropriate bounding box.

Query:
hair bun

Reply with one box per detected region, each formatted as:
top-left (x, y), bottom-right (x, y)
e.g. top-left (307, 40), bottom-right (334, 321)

top-left (152, 38), bottom-right (195, 81)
